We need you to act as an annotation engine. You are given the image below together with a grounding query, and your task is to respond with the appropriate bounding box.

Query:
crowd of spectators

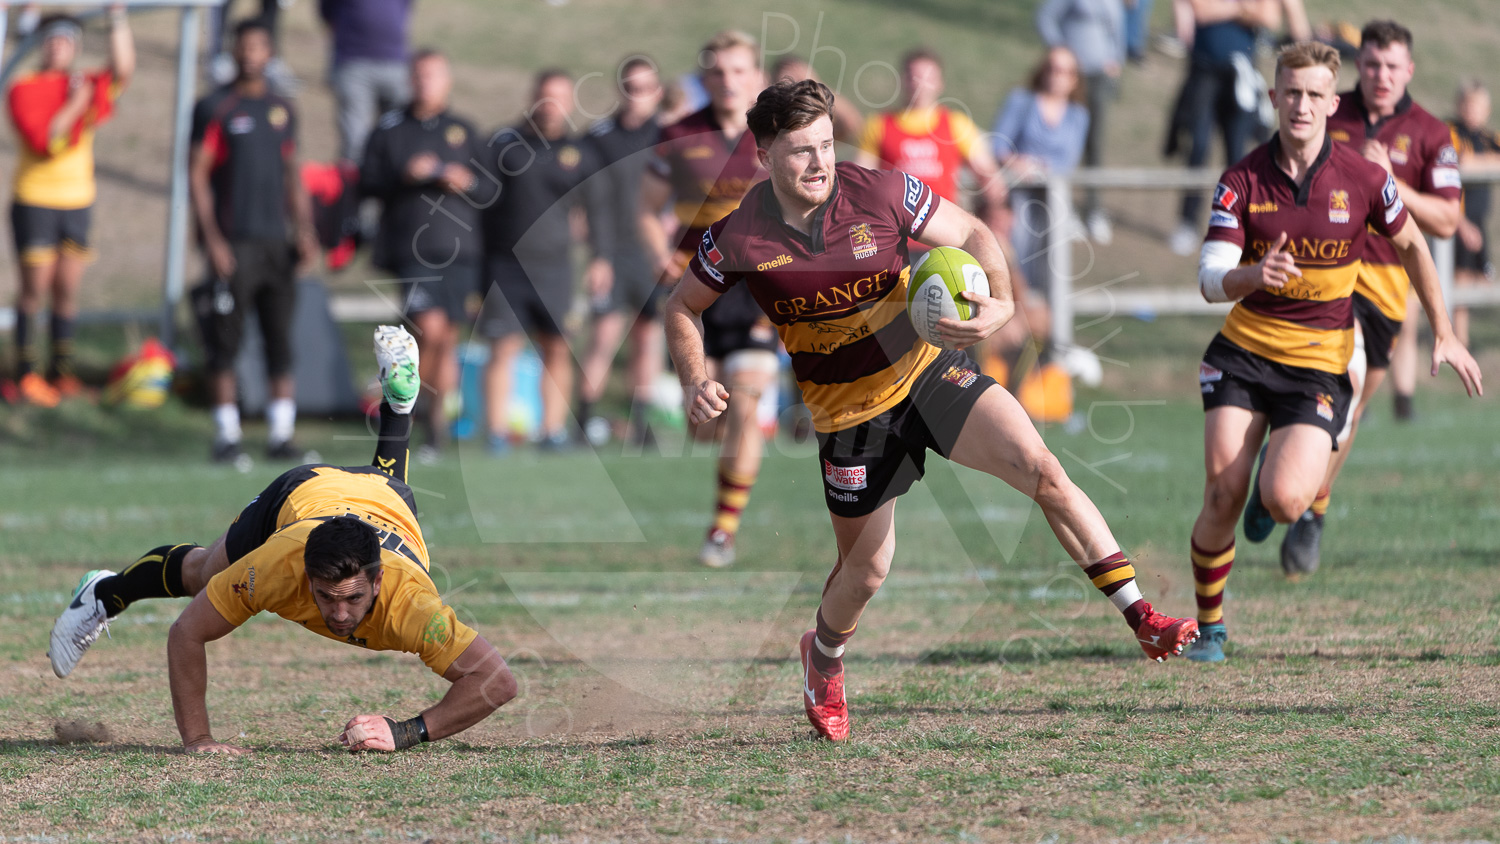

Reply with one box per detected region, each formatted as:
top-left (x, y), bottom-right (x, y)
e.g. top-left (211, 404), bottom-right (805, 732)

top-left (2, 1), bottom-right (1493, 461)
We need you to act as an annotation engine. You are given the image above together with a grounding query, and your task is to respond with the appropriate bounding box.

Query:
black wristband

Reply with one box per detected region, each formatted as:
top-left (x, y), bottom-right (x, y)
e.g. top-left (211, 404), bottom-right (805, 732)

top-left (383, 715), bottom-right (430, 750)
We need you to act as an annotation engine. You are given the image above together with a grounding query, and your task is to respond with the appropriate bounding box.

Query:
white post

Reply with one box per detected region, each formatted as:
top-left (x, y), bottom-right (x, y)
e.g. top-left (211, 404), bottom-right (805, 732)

top-left (160, 5), bottom-right (202, 347)
top-left (1046, 173), bottom-right (1073, 349)
top-left (1430, 235), bottom-right (1456, 321)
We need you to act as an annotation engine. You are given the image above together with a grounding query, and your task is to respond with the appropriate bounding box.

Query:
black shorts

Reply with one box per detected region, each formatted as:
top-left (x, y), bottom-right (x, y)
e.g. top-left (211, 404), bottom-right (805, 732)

top-left (593, 251), bottom-right (666, 321)
top-left (1352, 292), bottom-right (1400, 371)
top-left (193, 239), bottom-right (296, 376)
top-left (478, 255), bottom-right (573, 338)
top-left (1199, 334), bottom-right (1352, 446)
top-left (11, 202), bottom-right (92, 264)
top-left (816, 349), bottom-right (995, 518)
top-left (224, 464), bottom-right (419, 563)
top-left (703, 284), bottom-right (778, 360)
top-left (1455, 212), bottom-right (1491, 274)
top-left (398, 261), bottom-right (479, 325)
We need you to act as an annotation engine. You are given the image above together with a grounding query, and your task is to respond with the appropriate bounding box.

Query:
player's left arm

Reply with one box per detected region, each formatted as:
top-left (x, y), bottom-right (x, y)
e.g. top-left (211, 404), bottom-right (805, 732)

top-left (340, 635), bottom-right (516, 752)
top-left (916, 199), bottom-right (1016, 349)
top-left (1388, 216), bottom-right (1483, 396)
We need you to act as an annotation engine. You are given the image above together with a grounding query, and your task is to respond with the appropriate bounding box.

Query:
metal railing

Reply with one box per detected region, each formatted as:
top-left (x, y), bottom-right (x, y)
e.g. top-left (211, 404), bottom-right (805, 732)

top-left (1035, 165), bottom-right (1500, 349)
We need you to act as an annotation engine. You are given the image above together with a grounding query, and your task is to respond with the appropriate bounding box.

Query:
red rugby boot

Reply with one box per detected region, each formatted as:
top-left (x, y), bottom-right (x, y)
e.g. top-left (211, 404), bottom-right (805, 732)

top-left (798, 630), bottom-right (850, 741)
top-left (1134, 603), bottom-right (1200, 662)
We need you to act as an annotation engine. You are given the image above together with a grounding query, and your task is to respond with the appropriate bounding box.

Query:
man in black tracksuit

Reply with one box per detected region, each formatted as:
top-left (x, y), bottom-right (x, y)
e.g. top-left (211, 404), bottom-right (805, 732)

top-left (361, 50), bottom-right (498, 453)
top-left (576, 57), bottom-right (666, 447)
top-left (477, 69), bottom-right (613, 453)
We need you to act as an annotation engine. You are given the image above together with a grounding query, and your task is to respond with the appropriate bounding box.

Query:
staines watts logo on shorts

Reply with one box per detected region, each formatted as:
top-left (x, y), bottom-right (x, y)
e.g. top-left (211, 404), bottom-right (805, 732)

top-left (1315, 393), bottom-right (1335, 422)
top-left (941, 366), bottom-right (978, 388)
top-left (824, 461), bottom-right (866, 502)
top-left (1199, 362), bottom-right (1223, 394)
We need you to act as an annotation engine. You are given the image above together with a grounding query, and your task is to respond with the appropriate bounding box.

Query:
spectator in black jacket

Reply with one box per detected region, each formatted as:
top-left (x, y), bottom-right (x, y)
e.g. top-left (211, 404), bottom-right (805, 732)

top-left (478, 70), bottom-right (613, 453)
top-left (361, 49), bottom-right (497, 455)
top-left (577, 56), bottom-right (664, 447)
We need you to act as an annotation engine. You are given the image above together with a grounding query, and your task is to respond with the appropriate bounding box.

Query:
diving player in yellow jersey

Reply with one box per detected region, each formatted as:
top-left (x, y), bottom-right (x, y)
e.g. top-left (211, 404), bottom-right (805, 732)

top-left (48, 327), bottom-right (517, 754)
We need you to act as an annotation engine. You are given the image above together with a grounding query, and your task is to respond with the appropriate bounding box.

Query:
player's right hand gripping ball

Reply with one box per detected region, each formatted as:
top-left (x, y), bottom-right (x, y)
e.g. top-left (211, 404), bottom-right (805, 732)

top-left (906, 246), bottom-right (989, 350)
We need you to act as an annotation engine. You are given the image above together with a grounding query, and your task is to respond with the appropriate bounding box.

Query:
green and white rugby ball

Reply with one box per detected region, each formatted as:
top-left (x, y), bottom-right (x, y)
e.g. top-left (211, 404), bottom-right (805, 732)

top-left (906, 246), bottom-right (989, 349)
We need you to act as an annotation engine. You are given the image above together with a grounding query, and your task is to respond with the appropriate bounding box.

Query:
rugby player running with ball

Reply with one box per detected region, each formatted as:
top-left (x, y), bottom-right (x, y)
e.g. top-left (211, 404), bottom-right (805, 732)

top-left (665, 79), bottom-right (1200, 741)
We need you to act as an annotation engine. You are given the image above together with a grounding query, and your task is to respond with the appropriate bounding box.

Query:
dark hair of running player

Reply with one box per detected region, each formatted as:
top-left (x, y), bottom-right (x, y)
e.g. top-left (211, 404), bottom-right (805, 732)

top-left (746, 78), bottom-right (836, 148)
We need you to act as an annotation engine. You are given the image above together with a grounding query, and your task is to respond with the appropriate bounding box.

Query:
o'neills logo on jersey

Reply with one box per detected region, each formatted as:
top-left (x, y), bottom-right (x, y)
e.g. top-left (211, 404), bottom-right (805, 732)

top-left (757, 254), bottom-right (794, 271)
top-left (1330, 128), bottom-right (1351, 143)
top-left (824, 460), bottom-right (867, 490)
top-left (1248, 201), bottom-right (1278, 214)
top-left (1248, 236), bottom-right (1352, 262)
top-left (772, 269), bottom-right (892, 317)
top-left (1328, 189), bottom-right (1350, 224)
top-left (849, 223), bottom-right (878, 259)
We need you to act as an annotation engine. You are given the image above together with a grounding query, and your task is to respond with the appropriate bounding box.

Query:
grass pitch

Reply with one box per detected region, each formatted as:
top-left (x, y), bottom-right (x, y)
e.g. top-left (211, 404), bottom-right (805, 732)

top-left (0, 322), bottom-right (1497, 841)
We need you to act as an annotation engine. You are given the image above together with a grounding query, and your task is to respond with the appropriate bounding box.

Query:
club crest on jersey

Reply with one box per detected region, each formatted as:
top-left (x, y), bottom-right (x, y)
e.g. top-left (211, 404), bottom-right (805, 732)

top-left (1213, 183), bottom-right (1238, 212)
top-left (849, 223), bottom-right (878, 260)
top-left (700, 230), bottom-right (724, 265)
top-left (558, 146), bottom-right (581, 170)
top-left (902, 173), bottom-right (923, 213)
top-left (1315, 393), bottom-right (1335, 422)
top-left (824, 460), bottom-right (867, 491)
top-left (267, 105), bottom-right (288, 129)
top-left (1390, 134), bottom-right (1410, 166)
top-left (445, 124), bottom-right (467, 147)
top-left (1328, 189), bottom-right (1350, 224)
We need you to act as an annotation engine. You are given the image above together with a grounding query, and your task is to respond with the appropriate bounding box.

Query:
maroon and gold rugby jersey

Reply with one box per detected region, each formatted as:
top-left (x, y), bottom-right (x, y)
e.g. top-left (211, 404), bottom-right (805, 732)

top-left (1327, 89), bottom-right (1461, 322)
top-left (649, 105), bottom-right (765, 239)
top-left (1205, 133), bottom-right (1409, 374)
top-left (689, 161), bottom-right (942, 432)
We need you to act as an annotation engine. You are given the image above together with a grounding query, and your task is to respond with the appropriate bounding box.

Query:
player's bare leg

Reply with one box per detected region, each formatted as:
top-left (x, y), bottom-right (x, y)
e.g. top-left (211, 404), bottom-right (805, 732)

top-left (48, 251), bottom-right (87, 395)
top-left (625, 316), bottom-right (665, 444)
top-left (579, 309), bottom-right (625, 441)
top-left (484, 332), bottom-right (526, 453)
top-left (800, 501), bottom-right (897, 741)
top-left (1389, 294), bottom-right (1420, 420)
top-left (948, 386), bottom-right (1198, 660)
top-left (13, 259), bottom-right (61, 406)
top-left (1185, 405), bottom-right (1265, 662)
top-left (536, 332), bottom-right (573, 447)
top-left (1283, 337), bottom-right (1380, 576)
top-left (410, 308), bottom-right (454, 452)
top-left (700, 353), bottom-right (775, 568)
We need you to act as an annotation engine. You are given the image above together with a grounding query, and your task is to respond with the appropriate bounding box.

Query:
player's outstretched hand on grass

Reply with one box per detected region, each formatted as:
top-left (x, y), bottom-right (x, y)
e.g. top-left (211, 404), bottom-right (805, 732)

top-left (687, 379), bottom-right (730, 426)
top-left (340, 714), bottom-right (398, 752)
top-left (1432, 333), bottom-right (1484, 397)
top-left (1256, 232), bottom-right (1301, 290)
top-left (935, 290), bottom-right (1014, 350)
top-left (184, 738), bottom-right (251, 756)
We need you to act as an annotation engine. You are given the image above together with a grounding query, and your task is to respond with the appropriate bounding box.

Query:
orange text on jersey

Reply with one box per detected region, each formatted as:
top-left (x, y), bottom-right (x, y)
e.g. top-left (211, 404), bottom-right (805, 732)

top-left (772, 269), bottom-right (893, 318)
top-left (1246, 237), bottom-right (1352, 265)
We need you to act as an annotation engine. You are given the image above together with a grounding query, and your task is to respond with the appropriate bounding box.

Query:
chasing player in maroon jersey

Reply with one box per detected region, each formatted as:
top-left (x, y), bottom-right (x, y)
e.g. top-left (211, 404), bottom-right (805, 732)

top-left (1270, 20), bottom-right (1466, 574)
top-left (664, 79), bottom-right (1200, 742)
top-left (640, 30), bottom-right (774, 568)
top-left (1184, 42), bottom-right (1481, 662)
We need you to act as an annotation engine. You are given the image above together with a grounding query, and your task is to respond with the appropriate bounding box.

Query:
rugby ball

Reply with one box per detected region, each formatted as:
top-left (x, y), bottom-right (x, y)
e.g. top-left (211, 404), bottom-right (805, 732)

top-left (906, 247), bottom-right (989, 350)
